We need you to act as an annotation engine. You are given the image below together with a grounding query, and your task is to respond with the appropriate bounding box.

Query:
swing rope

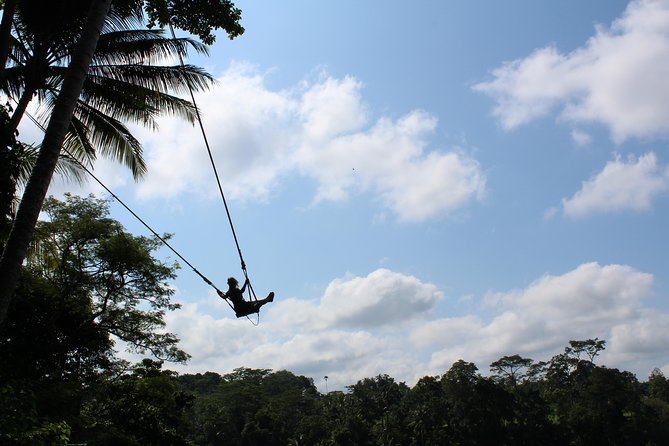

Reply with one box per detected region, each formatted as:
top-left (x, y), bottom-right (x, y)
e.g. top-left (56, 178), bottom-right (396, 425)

top-left (62, 149), bottom-right (261, 324)
top-left (169, 23), bottom-right (258, 303)
top-left (69, 152), bottom-right (256, 320)
top-left (22, 111), bottom-right (248, 318)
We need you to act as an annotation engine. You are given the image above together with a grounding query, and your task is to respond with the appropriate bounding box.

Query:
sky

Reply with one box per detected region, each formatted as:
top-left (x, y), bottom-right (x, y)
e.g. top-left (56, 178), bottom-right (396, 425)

top-left (21, 0), bottom-right (669, 391)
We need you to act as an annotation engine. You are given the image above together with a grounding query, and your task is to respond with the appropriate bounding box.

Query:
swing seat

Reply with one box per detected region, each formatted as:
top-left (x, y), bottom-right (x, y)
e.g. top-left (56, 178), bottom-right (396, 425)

top-left (234, 301), bottom-right (260, 318)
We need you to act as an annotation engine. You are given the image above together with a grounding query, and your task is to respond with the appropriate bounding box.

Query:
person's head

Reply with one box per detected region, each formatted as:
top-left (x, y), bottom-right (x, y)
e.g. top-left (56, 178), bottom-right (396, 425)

top-left (227, 277), bottom-right (238, 288)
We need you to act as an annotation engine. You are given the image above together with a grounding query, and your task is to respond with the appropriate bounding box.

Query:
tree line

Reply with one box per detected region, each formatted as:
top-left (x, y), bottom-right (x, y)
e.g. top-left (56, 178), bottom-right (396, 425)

top-left (1, 195), bottom-right (668, 445)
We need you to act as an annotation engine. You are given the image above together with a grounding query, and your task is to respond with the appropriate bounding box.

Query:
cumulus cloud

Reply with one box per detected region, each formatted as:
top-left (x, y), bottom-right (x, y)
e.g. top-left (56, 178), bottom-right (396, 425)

top-left (133, 62), bottom-right (296, 203)
top-left (608, 311), bottom-right (669, 368)
top-left (158, 263), bottom-right (668, 389)
top-left (474, 0), bottom-right (669, 142)
top-left (272, 268), bottom-right (443, 330)
top-left (127, 63), bottom-right (485, 221)
top-left (423, 262), bottom-right (657, 374)
top-left (560, 152), bottom-right (669, 218)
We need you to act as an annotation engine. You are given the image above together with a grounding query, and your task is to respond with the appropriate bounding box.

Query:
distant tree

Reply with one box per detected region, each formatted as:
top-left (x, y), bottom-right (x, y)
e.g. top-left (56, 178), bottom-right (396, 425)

top-left (177, 371), bottom-right (223, 395)
top-left (186, 367), bottom-right (320, 446)
top-left (308, 390), bottom-right (367, 446)
top-left (566, 338), bottom-right (606, 363)
top-left (442, 360), bottom-right (512, 445)
top-left (647, 368), bottom-right (669, 402)
top-left (490, 355), bottom-right (558, 445)
top-left (346, 374), bottom-right (409, 445)
top-left (76, 359), bottom-right (194, 445)
top-left (490, 354), bottom-right (534, 387)
top-left (254, 370), bottom-right (320, 445)
top-left (403, 375), bottom-right (449, 446)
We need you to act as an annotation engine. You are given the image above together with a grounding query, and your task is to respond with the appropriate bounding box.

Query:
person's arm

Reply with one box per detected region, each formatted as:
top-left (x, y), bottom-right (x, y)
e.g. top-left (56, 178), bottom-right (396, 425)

top-left (240, 278), bottom-right (249, 293)
top-left (217, 289), bottom-right (227, 299)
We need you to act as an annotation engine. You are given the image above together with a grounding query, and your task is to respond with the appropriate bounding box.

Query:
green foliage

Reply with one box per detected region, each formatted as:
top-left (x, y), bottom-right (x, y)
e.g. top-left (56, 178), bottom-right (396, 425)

top-left (0, 384), bottom-right (72, 446)
top-left (144, 0), bottom-right (244, 45)
top-left (403, 376), bottom-right (449, 446)
top-left (166, 347), bottom-right (669, 445)
top-left (5, 6), bottom-right (217, 180)
top-left (184, 368), bottom-right (320, 446)
top-left (0, 194), bottom-right (190, 443)
top-left (490, 354), bottom-right (533, 386)
top-left (32, 194), bottom-right (188, 362)
top-left (77, 359), bottom-right (193, 446)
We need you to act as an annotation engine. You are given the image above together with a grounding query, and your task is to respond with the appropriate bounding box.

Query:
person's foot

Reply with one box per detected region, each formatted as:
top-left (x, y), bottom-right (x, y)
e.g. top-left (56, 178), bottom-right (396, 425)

top-left (267, 291), bottom-right (275, 302)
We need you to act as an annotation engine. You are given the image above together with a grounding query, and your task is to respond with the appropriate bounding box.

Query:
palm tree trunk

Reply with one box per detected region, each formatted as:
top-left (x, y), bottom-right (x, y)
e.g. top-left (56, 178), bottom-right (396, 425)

top-left (0, 0), bottom-right (17, 73)
top-left (0, 0), bottom-right (112, 327)
top-left (8, 85), bottom-right (36, 133)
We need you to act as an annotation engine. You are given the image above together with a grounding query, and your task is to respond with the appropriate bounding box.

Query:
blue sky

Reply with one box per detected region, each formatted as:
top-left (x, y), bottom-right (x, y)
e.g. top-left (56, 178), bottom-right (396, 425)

top-left (26, 0), bottom-right (669, 390)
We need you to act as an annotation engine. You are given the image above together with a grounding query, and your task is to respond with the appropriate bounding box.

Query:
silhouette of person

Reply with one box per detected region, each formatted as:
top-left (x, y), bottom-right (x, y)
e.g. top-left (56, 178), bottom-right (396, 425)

top-left (217, 276), bottom-right (274, 318)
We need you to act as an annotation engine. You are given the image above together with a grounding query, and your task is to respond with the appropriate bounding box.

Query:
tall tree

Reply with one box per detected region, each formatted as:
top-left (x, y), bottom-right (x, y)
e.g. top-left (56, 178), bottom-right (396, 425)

top-left (490, 354), bottom-right (534, 387)
top-left (0, 0), bottom-right (17, 72)
top-left (0, 0), bottom-right (112, 327)
top-left (19, 194), bottom-right (187, 362)
top-left (4, 13), bottom-right (214, 177)
top-left (0, 194), bottom-right (187, 444)
top-left (0, 0), bottom-right (244, 326)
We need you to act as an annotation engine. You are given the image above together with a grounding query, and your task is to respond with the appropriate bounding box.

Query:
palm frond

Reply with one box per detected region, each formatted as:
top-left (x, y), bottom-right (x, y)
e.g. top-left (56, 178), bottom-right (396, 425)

top-left (11, 144), bottom-right (38, 187)
top-left (69, 109), bottom-right (147, 179)
top-left (104, 3), bottom-right (145, 33)
top-left (82, 67), bottom-right (210, 122)
top-left (6, 13), bottom-right (216, 183)
top-left (41, 62), bottom-right (212, 126)
top-left (94, 30), bottom-right (209, 65)
top-left (9, 142), bottom-right (89, 189)
top-left (88, 63), bottom-right (214, 93)
top-left (0, 65), bottom-right (26, 98)
top-left (63, 118), bottom-right (98, 164)
top-left (7, 34), bottom-right (29, 66)
top-left (86, 82), bottom-right (199, 126)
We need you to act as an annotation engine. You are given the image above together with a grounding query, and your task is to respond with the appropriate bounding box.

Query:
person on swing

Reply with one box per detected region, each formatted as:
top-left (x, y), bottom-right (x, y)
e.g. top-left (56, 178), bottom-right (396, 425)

top-left (217, 277), bottom-right (275, 318)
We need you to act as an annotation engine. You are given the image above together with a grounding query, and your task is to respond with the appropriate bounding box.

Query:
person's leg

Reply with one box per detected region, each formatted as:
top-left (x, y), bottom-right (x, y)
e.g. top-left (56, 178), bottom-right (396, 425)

top-left (257, 292), bottom-right (275, 308)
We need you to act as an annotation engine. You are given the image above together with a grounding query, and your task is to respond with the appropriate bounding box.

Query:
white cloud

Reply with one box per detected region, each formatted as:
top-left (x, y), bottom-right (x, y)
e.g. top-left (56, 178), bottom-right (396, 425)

top-left (474, 0), bottom-right (669, 142)
top-left (134, 62), bottom-right (297, 203)
top-left (159, 263), bottom-right (668, 389)
top-left (272, 268), bottom-right (443, 330)
top-left (126, 63), bottom-right (485, 222)
top-left (571, 129), bottom-right (593, 146)
top-left (560, 152), bottom-right (669, 218)
top-left (607, 311), bottom-right (669, 371)
top-left (46, 157), bottom-right (131, 199)
top-left (425, 262), bottom-right (656, 374)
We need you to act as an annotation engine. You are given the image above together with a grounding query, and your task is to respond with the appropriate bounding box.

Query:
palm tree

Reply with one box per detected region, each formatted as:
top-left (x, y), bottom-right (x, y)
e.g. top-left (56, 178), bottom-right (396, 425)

top-left (3, 5), bottom-right (213, 178)
top-left (0, 0), bottom-right (17, 71)
top-left (0, 0), bottom-right (114, 326)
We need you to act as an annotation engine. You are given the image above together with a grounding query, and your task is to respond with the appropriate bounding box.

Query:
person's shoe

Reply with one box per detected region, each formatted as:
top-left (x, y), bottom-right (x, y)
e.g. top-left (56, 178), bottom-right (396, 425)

top-left (267, 292), bottom-right (275, 302)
